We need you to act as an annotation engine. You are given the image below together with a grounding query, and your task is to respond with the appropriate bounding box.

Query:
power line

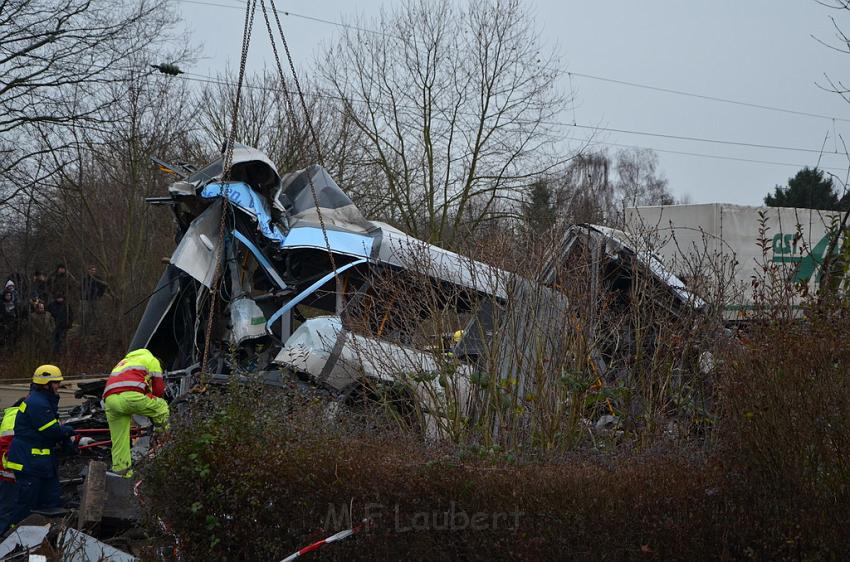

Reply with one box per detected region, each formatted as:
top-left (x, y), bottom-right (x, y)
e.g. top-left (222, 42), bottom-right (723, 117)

top-left (569, 72), bottom-right (850, 124)
top-left (176, 0), bottom-right (388, 36)
top-left (174, 0), bottom-right (849, 125)
top-left (182, 70), bottom-right (346, 102)
top-left (175, 72), bottom-right (847, 172)
top-left (178, 71), bottom-right (845, 159)
top-left (568, 137), bottom-right (848, 173)
top-left (563, 122), bottom-right (836, 155)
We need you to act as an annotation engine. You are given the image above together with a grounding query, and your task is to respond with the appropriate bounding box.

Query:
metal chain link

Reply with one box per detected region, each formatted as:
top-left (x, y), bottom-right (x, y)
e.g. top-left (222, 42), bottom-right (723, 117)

top-left (262, 0), bottom-right (339, 277)
top-left (268, 0), bottom-right (325, 168)
top-left (257, 0), bottom-right (306, 165)
top-left (221, 0), bottom-right (258, 182)
top-left (201, 0), bottom-right (257, 377)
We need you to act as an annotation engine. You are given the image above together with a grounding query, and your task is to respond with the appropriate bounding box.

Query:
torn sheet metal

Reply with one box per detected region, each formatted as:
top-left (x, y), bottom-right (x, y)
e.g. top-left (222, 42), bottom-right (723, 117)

top-left (168, 180), bottom-right (195, 197)
top-left (170, 203), bottom-right (222, 287)
top-left (271, 219), bottom-right (506, 299)
top-left (543, 223), bottom-right (705, 310)
top-left (59, 528), bottom-right (137, 562)
top-left (141, 146), bottom-right (570, 402)
top-left (281, 226), bottom-right (374, 259)
top-left (197, 162), bottom-right (505, 300)
top-left (274, 316), bottom-right (472, 393)
top-left (375, 222), bottom-right (508, 299)
top-left (201, 181), bottom-right (287, 247)
top-left (0, 525), bottom-right (50, 558)
top-left (273, 316), bottom-right (343, 383)
top-left (182, 144), bottom-right (281, 193)
top-left (588, 224), bottom-right (705, 307)
top-left (277, 165), bottom-right (373, 232)
top-left (143, 146), bottom-right (521, 384)
top-left (128, 264), bottom-right (183, 352)
top-left (275, 316), bottom-right (472, 440)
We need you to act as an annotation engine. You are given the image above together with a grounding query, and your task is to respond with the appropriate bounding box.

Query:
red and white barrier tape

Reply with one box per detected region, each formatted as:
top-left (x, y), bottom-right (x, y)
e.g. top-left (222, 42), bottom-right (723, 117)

top-left (280, 519), bottom-right (368, 562)
top-left (133, 469), bottom-right (364, 562)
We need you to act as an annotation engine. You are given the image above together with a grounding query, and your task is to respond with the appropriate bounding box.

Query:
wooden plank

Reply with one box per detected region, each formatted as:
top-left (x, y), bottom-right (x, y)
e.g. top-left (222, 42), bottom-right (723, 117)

top-left (77, 460), bottom-right (106, 528)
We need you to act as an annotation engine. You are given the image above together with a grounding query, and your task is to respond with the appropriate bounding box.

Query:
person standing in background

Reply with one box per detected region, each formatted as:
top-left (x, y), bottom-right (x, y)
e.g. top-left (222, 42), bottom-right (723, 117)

top-left (30, 271), bottom-right (48, 305)
top-left (46, 294), bottom-right (71, 356)
top-left (0, 290), bottom-right (18, 348)
top-left (80, 265), bottom-right (107, 335)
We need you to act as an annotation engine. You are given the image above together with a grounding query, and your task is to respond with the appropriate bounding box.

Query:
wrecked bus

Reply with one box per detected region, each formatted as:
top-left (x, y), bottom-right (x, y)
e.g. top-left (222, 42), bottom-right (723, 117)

top-left (133, 145), bottom-right (707, 433)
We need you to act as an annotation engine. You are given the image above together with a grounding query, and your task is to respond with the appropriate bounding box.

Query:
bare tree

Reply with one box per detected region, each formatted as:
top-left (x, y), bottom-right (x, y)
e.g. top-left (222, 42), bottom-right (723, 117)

top-left (554, 151), bottom-right (615, 224)
top-left (547, 148), bottom-right (673, 227)
top-left (321, 0), bottom-right (571, 245)
top-left (57, 67), bottom-right (197, 345)
top-left (195, 71), bottom-right (383, 215)
top-left (2, 67), bottom-right (196, 355)
top-left (0, 0), bottom-right (181, 204)
top-left (614, 148), bottom-right (674, 208)
top-left (197, 71), bottom-right (310, 170)
top-left (810, 2), bottom-right (850, 299)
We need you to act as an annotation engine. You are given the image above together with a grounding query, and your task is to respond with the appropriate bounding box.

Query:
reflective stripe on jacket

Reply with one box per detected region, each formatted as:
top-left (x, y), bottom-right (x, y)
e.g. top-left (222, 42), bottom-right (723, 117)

top-left (0, 405), bottom-right (19, 482)
top-left (103, 349), bottom-right (165, 400)
top-left (6, 385), bottom-right (71, 478)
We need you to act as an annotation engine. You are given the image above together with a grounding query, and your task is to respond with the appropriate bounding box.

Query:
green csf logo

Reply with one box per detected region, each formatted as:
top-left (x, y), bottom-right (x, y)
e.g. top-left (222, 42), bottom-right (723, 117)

top-left (771, 230), bottom-right (846, 283)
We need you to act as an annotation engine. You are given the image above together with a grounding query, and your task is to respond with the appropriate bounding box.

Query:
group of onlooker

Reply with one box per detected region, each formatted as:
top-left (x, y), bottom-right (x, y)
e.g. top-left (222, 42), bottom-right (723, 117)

top-left (0, 264), bottom-right (107, 356)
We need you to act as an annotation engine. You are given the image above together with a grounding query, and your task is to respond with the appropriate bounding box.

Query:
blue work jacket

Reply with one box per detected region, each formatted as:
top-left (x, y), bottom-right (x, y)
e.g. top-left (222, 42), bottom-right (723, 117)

top-left (6, 385), bottom-right (73, 478)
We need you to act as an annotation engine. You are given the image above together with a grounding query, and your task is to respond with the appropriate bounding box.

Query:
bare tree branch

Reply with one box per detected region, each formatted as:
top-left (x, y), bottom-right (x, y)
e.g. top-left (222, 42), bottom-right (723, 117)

top-left (321, 0), bottom-right (574, 245)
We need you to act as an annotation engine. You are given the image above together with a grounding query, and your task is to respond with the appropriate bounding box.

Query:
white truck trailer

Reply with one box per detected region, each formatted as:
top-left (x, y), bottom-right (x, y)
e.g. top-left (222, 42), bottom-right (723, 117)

top-left (624, 204), bottom-right (847, 317)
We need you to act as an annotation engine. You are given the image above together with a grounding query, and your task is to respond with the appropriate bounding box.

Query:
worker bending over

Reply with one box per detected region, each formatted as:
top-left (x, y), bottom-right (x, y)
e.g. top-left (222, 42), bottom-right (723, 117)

top-left (103, 349), bottom-right (170, 478)
top-left (0, 365), bottom-right (76, 533)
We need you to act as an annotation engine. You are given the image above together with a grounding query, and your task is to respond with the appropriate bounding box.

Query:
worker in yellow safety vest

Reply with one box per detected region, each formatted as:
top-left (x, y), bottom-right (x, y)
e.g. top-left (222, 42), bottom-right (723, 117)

top-left (0, 365), bottom-right (76, 534)
top-left (0, 403), bottom-right (21, 478)
top-left (0, 400), bottom-right (23, 502)
top-left (103, 349), bottom-right (170, 478)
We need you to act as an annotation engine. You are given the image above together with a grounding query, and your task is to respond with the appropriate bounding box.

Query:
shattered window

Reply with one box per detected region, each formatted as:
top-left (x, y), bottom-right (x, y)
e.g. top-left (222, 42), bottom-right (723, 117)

top-left (280, 165), bottom-right (356, 214)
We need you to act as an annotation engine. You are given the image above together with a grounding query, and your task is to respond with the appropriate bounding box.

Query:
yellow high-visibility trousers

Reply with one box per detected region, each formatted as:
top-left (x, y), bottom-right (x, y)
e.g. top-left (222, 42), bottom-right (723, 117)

top-left (104, 392), bottom-right (169, 477)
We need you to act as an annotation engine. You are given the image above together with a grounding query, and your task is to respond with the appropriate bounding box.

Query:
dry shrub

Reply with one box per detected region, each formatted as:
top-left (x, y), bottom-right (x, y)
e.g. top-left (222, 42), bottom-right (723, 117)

top-left (715, 301), bottom-right (850, 556)
top-left (142, 352), bottom-right (849, 562)
top-left (141, 219), bottom-right (850, 560)
top-left (339, 225), bottom-right (722, 453)
top-left (140, 385), bottom-right (716, 561)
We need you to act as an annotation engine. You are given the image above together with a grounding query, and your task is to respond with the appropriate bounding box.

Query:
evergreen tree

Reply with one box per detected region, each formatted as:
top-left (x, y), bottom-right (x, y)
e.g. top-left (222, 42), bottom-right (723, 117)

top-left (765, 167), bottom-right (842, 210)
top-left (523, 180), bottom-right (556, 231)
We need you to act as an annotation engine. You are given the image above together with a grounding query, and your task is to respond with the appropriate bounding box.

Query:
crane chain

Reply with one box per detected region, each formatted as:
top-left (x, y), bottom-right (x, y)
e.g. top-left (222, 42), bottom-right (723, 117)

top-left (201, 0), bottom-right (257, 377)
top-left (261, 0), bottom-right (339, 277)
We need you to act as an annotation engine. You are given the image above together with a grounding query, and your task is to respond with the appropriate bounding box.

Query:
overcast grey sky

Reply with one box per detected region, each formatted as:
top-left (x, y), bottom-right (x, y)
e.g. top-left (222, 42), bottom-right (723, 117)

top-left (174, 0), bottom-right (850, 206)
